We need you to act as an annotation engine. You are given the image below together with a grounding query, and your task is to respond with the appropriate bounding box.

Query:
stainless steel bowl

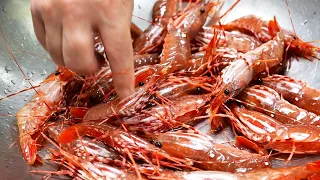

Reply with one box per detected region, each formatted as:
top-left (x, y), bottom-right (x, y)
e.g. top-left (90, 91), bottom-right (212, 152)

top-left (0, 0), bottom-right (319, 179)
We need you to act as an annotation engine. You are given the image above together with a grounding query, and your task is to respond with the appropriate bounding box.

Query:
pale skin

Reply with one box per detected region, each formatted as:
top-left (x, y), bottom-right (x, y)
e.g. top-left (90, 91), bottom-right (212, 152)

top-left (30, 0), bottom-right (135, 99)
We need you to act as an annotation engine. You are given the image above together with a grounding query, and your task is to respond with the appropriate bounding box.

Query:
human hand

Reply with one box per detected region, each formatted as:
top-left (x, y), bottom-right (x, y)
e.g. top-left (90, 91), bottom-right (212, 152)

top-left (30, 0), bottom-right (135, 99)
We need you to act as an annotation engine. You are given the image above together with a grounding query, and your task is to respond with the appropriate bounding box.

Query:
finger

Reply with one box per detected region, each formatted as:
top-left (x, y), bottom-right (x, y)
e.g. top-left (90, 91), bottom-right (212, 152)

top-left (100, 23), bottom-right (134, 99)
top-left (62, 21), bottom-right (100, 75)
top-left (30, 1), bottom-right (46, 50)
top-left (40, 0), bottom-right (64, 66)
top-left (44, 20), bottom-right (64, 66)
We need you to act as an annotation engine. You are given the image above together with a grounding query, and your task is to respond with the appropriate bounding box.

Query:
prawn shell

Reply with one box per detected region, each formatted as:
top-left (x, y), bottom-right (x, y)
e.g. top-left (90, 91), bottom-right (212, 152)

top-left (238, 85), bottom-right (320, 126)
top-left (149, 132), bottom-right (270, 172)
top-left (262, 75), bottom-right (320, 115)
top-left (231, 104), bottom-right (320, 154)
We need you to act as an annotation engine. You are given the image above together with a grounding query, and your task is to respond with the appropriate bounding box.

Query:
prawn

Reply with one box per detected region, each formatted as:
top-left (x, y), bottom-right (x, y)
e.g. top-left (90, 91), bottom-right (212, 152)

top-left (133, 0), bottom-right (177, 54)
top-left (78, 64), bottom-right (156, 108)
top-left (173, 1), bottom-right (218, 40)
top-left (261, 75), bottom-right (320, 115)
top-left (157, 76), bottom-right (213, 100)
top-left (219, 15), bottom-right (320, 60)
top-left (114, 94), bottom-right (209, 133)
top-left (194, 27), bottom-right (262, 53)
top-left (39, 133), bottom-right (140, 180)
top-left (47, 122), bottom-right (121, 163)
top-left (237, 85), bottom-right (320, 126)
top-left (229, 103), bottom-right (320, 154)
top-left (159, 1), bottom-right (219, 75)
top-left (16, 66), bottom-right (76, 165)
top-left (209, 30), bottom-right (285, 118)
top-left (148, 131), bottom-right (270, 172)
top-left (57, 122), bottom-right (194, 169)
top-left (153, 161), bottom-right (320, 180)
top-left (82, 65), bottom-right (157, 121)
top-left (134, 1), bottom-right (217, 55)
top-left (159, 22), bottom-right (192, 75)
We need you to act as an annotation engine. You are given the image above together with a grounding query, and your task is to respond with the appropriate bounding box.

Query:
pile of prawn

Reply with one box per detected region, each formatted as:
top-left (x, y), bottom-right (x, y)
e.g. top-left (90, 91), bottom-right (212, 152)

top-left (14, 0), bottom-right (320, 179)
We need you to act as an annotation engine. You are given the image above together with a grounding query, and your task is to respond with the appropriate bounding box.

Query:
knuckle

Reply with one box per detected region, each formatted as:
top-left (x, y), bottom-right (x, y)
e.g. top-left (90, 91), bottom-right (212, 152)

top-left (66, 36), bottom-right (87, 51)
top-left (94, 0), bottom-right (109, 7)
top-left (30, 0), bottom-right (46, 14)
top-left (39, 1), bottom-right (51, 14)
top-left (30, 0), bottom-right (37, 13)
top-left (62, 1), bottom-right (76, 12)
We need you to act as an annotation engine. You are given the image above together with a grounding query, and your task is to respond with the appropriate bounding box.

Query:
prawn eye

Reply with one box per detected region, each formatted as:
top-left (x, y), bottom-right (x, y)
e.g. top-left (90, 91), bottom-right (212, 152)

top-left (200, 8), bottom-right (205, 14)
top-left (257, 78), bottom-right (263, 84)
top-left (150, 94), bottom-right (158, 100)
top-left (55, 71), bottom-right (61, 75)
top-left (150, 139), bottom-right (155, 144)
top-left (224, 89), bottom-right (230, 95)
top-left (196, 87), bottom-right (202, 94)
top-left (89, 96), bottom-right (96, 102)
top-left (138, 82), bottom-right (145, 86)
top-left (154, 141), bottom-right (162, 148)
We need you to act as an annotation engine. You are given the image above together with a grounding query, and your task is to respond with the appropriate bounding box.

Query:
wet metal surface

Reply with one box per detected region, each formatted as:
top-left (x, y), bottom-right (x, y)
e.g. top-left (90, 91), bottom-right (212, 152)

top-left (0, 0), bottom-right (319, 179)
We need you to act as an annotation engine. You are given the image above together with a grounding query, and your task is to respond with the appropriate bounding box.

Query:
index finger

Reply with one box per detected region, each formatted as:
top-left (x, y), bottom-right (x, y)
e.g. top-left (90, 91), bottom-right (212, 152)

top-left (100, 23), bottom-right (134, 99)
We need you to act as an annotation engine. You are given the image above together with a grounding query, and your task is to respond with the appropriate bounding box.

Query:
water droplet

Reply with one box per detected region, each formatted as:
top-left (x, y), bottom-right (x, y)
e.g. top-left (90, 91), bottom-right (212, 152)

top-left (0, 132), bottom-right (3, 135)
top-left (31, 71), bottom-right (36, 75)
top-left (4, 65), bottom-right (11, 73)
top-left (7, 111), bottom-right (11, 114)
top-left (11, 80), bottom-right (16, 85)
top-left (2, 7), bottom-right (6, 12)
top-left (23, 98), bottom-right (28, 101)
top-left (9, 106), bottom-right (13, 110)
top-left (26, 71), bottom-right (32, 78)
top-left (26, 93), bottom-right (30, 97)
top-left (41, 69), bottom-right (47, 75)
top-left (23, 36), bottom-right (26, 40)
top-left (4, 89), bottom-right (8, 94)
top-left (21, 43), bottom-right (24, 47)
top-left (302, 20), bottom-right (308, 25)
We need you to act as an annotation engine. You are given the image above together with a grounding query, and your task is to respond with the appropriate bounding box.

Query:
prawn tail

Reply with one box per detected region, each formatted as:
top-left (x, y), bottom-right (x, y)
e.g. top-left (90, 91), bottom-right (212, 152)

top-left (57, 124), bottom-right (87, 144)
top-left (270, 17), bottom-right (320, 61)
top-left (268, 16), bottom-right (281, 37)
top-left (204, 27), bottom-right (219, 62)
top-left (20, 135), bottom-right (38, 165)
